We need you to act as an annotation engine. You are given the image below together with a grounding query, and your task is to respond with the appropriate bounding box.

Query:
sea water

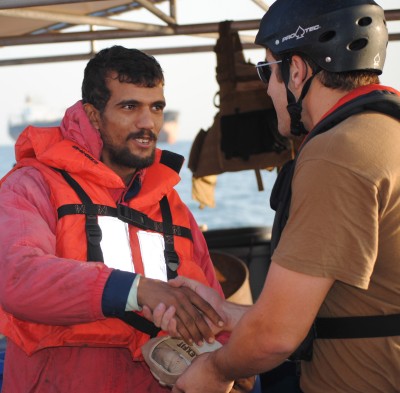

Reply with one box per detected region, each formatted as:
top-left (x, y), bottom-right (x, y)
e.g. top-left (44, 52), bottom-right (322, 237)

top-left (0, 141), bottom-right (277, 230)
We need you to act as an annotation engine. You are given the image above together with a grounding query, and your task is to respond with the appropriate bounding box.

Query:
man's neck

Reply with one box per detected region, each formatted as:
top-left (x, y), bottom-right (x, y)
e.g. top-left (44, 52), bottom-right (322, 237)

top-left (303, 81), bottom-right (349, 131)
top-left (121, 171), bottom-right (137, 186)
top-left (101, 156), bottom-right (137, 186)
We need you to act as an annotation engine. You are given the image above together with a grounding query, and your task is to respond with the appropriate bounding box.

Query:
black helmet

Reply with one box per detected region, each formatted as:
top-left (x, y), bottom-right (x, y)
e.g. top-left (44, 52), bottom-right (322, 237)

top-left (255, 0), bottom-right (388, 74)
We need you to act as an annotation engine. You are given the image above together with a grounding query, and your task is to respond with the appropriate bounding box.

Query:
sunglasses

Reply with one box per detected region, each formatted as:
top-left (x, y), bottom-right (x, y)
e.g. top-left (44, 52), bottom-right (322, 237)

top-left (256, 60), bottom-right (283, 83)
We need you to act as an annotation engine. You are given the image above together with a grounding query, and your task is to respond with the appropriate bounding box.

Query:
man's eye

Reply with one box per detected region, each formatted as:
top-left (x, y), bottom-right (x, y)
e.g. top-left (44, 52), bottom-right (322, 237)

top-left (123, 104), bottom-right (136, 110)
top-left (154, 104), bottom-right (165, 111)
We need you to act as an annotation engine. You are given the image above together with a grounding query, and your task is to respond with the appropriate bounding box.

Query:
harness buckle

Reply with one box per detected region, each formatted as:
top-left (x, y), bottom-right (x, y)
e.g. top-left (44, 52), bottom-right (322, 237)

top-left (86, 215), bottom-right (102, 246)
top-left (117, 204), bottom-right (146, 226)
top-left (164, 250), bottom-right (179, 272)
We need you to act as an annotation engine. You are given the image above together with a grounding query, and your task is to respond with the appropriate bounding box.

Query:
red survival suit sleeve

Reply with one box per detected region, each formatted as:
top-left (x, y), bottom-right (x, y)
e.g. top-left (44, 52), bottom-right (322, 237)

top-left (0, 166), bottom-right (111, 326)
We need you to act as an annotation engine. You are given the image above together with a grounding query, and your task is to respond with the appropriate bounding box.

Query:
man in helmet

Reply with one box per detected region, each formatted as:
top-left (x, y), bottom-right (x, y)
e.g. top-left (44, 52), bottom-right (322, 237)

top-left (150, 1), bottom-right (400, 392)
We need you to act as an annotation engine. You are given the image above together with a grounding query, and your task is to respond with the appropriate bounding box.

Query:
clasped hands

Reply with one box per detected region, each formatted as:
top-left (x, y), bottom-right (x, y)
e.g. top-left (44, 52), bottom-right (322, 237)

top-left (137, 276), bottom-right (228, 345)
top-left (139, 276), bottom-right (255, 393)
top-left (139, 277), bottom-right (255, 393)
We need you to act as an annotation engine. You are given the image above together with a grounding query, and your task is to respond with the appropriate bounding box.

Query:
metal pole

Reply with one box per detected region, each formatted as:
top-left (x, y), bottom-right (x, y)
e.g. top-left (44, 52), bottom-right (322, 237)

top-left (0, 42), bottom-right (261, 66)
top-left (134, 0), bottom-right (176, 25)
top-left (0, 19), bottom-right (261, 46)
top-left (0, 8), bottom-right (174, 33)
top-left (0, 0), bottom-right (97, 8)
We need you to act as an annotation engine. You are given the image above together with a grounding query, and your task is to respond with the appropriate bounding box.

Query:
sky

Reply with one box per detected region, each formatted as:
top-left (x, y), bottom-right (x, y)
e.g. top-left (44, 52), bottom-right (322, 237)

top-left (0, 0), bottom-right (399, 145)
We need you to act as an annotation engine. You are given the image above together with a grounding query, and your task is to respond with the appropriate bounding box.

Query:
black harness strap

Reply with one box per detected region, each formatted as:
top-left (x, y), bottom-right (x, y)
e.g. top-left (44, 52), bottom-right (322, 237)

top-left (160, 196), bottom-right (179, 279)
top-left (122, 311), bottom-right (160, 338)
top-left (315, 314), bottom-right (400, 339)
top-left (272, 90), bottom-right (400, 256)
top-left (58, 204), bottom-right (118, 218)
top-left (57, 150), bottom-right (192, 242)
top-left (117, 205), bottom-right (192, 240)
top-left (269, 90), bottom-right (400, 358)
top-left (59, 203), bottom-right (193, 240)
top-left (59, 170), bottom-right (104, 263)
top-left (56, 170), bottom-right (163, 337)
top-left (158, 149), bottom-right (184, 278)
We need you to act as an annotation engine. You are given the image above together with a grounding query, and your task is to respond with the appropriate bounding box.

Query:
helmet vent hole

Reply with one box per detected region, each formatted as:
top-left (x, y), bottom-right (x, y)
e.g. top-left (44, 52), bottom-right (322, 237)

top-left (348, 38), bottom-right (368, 51)
top-left (358, 16), bottom-right (372, 26)
top-left (319, 31), bottom-right (336, 43)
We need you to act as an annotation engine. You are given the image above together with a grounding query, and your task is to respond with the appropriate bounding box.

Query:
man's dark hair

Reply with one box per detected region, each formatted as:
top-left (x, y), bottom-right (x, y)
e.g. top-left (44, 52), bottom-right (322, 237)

top-left (274, 52), bottom-right (379, 92)
top-left (316, 69), bottom-right (379, 91)
top-left (82, 45), bottom-right (164, 112)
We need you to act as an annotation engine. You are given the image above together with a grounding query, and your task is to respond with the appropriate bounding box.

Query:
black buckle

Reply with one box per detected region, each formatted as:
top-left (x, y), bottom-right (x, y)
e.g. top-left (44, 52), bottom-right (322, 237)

top-left (117, 205), bottom-right (146, 226)
top-left (86, 215), bottom-right (102, 246)
top-left (164, 250), bottom-right (179, 271)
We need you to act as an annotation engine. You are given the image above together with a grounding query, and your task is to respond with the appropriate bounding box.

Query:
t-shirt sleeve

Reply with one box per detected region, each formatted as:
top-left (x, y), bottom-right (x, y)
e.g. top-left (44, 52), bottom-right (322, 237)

top-left (272, 157), bottom-right (379, 289)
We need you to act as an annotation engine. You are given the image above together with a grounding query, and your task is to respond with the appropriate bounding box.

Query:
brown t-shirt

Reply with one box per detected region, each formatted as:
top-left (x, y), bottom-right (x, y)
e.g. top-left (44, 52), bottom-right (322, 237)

top-left (272, 112), bottom-right (400, 392)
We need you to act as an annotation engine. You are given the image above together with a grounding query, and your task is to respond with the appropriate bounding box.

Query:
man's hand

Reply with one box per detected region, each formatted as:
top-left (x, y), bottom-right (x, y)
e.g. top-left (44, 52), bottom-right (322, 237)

top-left (170, 276), bottom-right (229, 329)
top-left (137, 276), bottom-right (224, 345)
top-left (172, 351), bottom-right (234, 393)
top-left (143, 276), bottom-right (230, 338)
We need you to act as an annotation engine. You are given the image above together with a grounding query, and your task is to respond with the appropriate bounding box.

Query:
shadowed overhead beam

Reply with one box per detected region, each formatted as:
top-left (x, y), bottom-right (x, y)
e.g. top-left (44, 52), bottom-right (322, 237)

top-left (134, 0), bottom-right (176, 25)
top-left (0, 0), bottom-right (95, 8)
top-left (389, 32), bottom-right (400, 41)
top-left (0, 9), bottom-right (398, 47)
top-left (0, 31), bottom-right (398, 66)
top-left (0, 8), bottom-right (174, 34)
top-left (0, 19), bottom-right (261, 46)
top-left (2, 27), bottom-right (400, 68)
top-left (0, 42), bottom-right (261, 66)
top-left (0, 20), bottom-right (399, 48)
top-left (169, 0), bottom-right (176, 20)
top-left (385, 9), bottom-right (400, 21)
top-left (251, 0), bottom-right (269, 12)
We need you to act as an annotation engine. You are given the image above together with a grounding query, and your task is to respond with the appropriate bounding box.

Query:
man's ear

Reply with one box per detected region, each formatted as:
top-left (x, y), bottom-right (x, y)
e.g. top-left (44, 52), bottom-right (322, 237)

top-left (289, 55), bottom-right (310, 92)
top-left (83, 103), bottom-right (101, 130)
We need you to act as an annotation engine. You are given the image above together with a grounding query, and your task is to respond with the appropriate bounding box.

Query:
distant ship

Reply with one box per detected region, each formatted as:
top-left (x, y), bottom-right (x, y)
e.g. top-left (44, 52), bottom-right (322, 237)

top-left (158, 110), bottom-right (179, 144)
top-left (8, 97), bottom-right (179, 144)
top-left (8, 96), bottom-right (63, 141)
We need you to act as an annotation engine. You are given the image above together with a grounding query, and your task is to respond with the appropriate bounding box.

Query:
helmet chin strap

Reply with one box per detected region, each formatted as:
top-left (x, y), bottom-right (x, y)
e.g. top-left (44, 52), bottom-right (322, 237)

top-left (281, 59), bottom-right (320, 136)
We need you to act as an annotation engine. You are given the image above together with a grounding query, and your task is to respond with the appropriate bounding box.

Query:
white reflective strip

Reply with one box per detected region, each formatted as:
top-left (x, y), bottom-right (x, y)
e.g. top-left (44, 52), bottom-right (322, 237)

top-left (98, 216), bottom-right (134, 273)
top-left (137, 231), bottom-right (167, 282)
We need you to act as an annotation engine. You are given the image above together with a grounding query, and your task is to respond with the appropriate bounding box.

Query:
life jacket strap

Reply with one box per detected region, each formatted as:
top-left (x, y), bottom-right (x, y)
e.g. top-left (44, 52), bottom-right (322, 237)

top-left (58, 170), bottom-right (104, 262)
top-left (58, 202), bottom-right (193, 241)
top-left (315, 314), bottom-right (400, 339)
top-left (120, 311), bottom-right (161, 338)
top-left (160, 196), bottom-right (179, 279)
top-left (55, 169), bottom-right (179, 337)
top-left (117, 204), bottom-right (193, 240)
top-left (270, 90), bottom-right (400, 360)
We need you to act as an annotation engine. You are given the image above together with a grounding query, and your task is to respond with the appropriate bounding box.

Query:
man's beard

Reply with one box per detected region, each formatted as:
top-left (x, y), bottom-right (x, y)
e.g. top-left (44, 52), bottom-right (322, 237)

top-left (103, 129), bottom-right (157, 170)
top-left (107, 144), bottom-right (156, 170)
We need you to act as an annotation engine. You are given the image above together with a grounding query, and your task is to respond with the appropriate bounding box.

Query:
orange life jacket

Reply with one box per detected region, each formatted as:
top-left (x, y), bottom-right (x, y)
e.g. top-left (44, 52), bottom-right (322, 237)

top-left (0, 131), bottom-right (210, 359)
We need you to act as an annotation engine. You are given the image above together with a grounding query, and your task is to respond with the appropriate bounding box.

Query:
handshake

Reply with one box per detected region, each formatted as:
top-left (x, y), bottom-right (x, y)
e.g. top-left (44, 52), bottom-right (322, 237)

top-left (137, 275), bottom-right (231, 345)
top-left (138, 276), bottom-right (254, 392)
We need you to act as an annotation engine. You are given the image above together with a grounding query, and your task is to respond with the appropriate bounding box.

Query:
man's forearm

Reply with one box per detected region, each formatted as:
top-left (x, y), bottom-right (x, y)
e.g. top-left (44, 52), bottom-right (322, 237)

top-left (211, 295), bottom-right (295, 381)
top-left (210, 313), bottom-right (291, 381)
top-left (222, 301), bottom-right (249, 332)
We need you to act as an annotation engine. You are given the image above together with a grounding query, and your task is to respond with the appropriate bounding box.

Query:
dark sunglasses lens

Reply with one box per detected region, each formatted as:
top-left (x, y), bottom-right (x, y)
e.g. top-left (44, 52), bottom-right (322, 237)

top-left (257, 63), bottom-right (272, 83)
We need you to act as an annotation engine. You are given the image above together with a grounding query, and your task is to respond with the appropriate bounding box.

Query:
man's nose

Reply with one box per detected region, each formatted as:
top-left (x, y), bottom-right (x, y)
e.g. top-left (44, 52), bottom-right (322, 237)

top-left (266, 83), bottom-right (272, 97)
top-left (136, 107), bottom-right (155, 130)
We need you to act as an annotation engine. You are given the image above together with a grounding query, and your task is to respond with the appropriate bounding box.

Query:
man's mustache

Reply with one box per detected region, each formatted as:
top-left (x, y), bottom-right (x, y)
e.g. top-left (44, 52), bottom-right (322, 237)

top-left (126, 129), bottom-right (157, 142)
